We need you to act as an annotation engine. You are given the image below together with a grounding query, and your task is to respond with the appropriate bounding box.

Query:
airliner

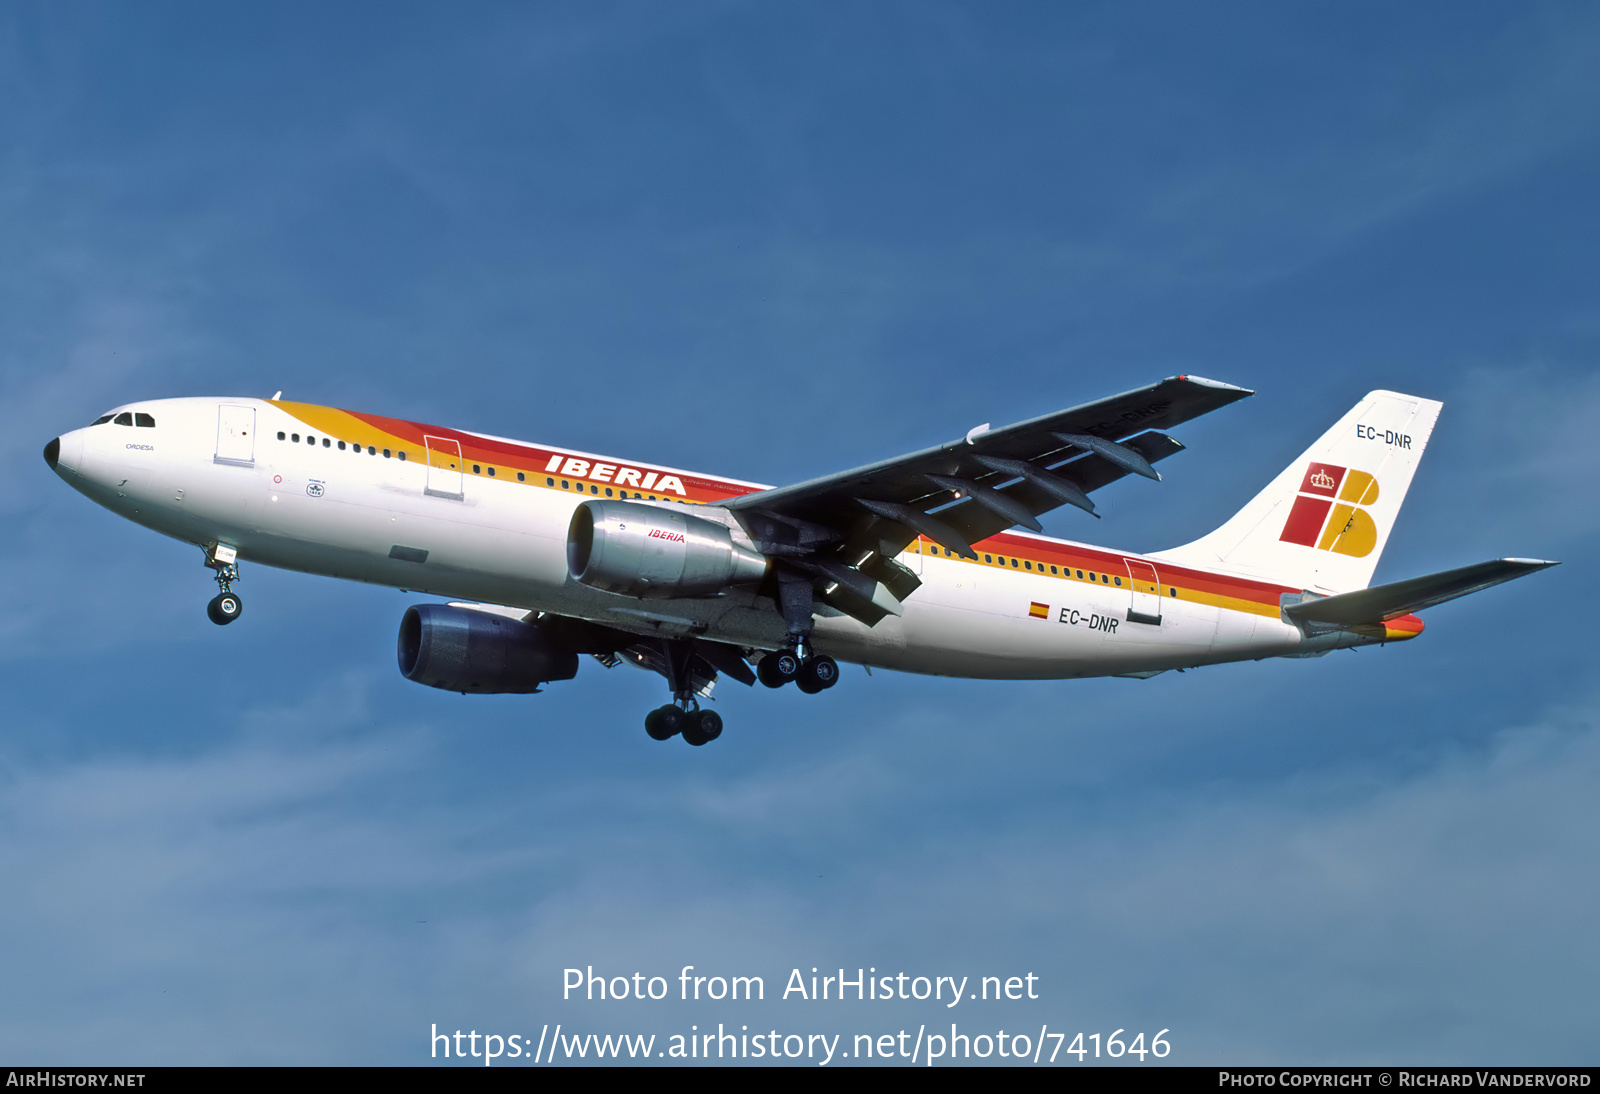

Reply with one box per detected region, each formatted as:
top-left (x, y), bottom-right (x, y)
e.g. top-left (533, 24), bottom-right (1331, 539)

top-left (43, 376), bottom-right (1553, 746)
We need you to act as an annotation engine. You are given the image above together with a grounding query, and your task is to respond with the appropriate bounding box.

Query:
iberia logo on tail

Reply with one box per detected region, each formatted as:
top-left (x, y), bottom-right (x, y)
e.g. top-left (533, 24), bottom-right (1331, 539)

top-left (1279, 463), bottom-right (1380, 557)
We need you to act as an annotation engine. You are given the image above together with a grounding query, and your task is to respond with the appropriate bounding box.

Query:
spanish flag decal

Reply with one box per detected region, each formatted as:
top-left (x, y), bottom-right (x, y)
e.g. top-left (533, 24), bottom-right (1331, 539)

top-left (1029, 602), bottom-right (1050, 619)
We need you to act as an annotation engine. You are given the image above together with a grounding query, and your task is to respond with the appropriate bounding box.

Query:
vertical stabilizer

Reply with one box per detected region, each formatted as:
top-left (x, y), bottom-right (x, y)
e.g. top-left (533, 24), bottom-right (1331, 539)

top-left (1153, 391), bottom-right (1442, 593)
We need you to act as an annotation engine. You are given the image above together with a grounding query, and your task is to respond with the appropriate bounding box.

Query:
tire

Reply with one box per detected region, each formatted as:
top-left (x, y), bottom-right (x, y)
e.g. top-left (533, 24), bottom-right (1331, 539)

top-left (797, 654), bottom-right (838, 693)
top-left (644, 705), bottom-right (683, 741)
top-left (757, 650), bottom-right (800, 688)
top-left (694, 708), bottom-right (723, 743)
top-left (681, 717), bottom-right (709, 746)
top-left (207, 593), bottom-right (242, 626)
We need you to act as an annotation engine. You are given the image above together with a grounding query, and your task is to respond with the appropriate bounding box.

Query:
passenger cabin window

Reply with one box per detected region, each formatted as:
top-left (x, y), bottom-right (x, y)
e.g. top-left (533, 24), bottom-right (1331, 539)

top-left (135, 412), bottom-right (155, 427)
top-left (114, 412), bottom-right (134, 426)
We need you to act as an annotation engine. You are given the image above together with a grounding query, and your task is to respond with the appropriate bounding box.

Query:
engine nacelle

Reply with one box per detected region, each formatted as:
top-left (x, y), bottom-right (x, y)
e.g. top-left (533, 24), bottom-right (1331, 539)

top-left (567, 500), bottom-right (768, 598)
top-left (397, 604), bottom-right (579, 694)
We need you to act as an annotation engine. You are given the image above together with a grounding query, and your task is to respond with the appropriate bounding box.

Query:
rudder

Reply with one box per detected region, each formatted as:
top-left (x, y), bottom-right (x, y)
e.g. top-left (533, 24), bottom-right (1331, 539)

top-left (1153, 390), bottom-right (1442, 593)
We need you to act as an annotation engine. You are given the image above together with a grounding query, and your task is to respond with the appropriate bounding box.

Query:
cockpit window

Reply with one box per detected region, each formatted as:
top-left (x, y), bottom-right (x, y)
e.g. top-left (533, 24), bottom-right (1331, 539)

top-left (91, 415), bottom-right (114, 426)
top-left (113, 412), bottom-right (134, 426)
top-left (135, 412), bottom-right (155, 428)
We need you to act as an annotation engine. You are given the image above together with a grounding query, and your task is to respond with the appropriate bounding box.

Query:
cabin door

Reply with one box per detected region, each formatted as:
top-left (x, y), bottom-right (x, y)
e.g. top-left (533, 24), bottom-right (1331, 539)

top-left (424, 436), bottom-right (464, 500)
top-left (1125, 558), bottom-right (1163, 626)
top-left (215, 405), bottom-right (256, 466)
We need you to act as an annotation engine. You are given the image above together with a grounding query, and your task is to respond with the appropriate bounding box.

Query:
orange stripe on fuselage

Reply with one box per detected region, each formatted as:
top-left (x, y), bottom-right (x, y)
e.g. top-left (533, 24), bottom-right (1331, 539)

top-left (911, 534), bottom-right (1294, 619)
top-left (271, 401), bottom-right (766, 504)
top-left (270, 401), bottom-right (1316, 622)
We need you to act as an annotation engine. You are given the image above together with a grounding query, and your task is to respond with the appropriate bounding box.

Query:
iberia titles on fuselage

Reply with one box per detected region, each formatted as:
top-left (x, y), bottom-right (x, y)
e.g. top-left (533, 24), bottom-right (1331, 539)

top-left (43, 377), bottom-right (1555, 745)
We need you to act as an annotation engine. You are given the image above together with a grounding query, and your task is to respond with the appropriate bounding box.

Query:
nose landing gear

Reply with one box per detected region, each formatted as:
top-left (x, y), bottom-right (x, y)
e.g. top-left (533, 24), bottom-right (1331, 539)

top-left (203, 543), bottom-right (243, 626)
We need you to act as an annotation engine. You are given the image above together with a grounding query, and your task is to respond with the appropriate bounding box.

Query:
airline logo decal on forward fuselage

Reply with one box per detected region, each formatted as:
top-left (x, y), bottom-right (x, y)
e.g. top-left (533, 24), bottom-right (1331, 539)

top-left (544, 454), bottom-right (686, 496)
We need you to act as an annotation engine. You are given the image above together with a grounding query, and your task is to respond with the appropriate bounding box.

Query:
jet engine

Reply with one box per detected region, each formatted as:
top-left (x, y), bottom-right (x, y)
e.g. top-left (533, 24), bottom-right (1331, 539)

top-left (397, 604), bottom-right (579, 693)
top-left (567, 500), bottom-right (768, 598)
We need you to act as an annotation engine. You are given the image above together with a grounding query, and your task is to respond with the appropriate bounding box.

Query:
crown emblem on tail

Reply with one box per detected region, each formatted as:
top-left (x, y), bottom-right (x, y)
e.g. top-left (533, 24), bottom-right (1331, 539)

top-left (1309, 469), bottom-right (1335, 490)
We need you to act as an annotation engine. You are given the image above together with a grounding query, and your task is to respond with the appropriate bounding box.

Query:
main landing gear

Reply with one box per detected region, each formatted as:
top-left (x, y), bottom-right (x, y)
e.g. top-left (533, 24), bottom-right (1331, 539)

top-left (203, 544), bottom-right (243, 626)
top-left (756, 646), bottom-right (839, 694)
top-left (645, 703), bottom-right (723, 746)
top-left (756, 564), bottom-right (839, 694)
top-left (643, 638), bottom-right (725, 747)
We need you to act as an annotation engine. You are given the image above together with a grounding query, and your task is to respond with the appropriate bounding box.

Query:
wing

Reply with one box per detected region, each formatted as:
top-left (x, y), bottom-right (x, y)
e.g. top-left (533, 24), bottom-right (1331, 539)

top-left (723, 375), bottom-right (1253, 626)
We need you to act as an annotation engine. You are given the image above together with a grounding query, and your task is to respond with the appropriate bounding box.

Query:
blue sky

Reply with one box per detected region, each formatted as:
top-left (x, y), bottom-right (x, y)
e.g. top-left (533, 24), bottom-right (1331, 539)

top-left (3, 2), bottom-right (1598, 1065)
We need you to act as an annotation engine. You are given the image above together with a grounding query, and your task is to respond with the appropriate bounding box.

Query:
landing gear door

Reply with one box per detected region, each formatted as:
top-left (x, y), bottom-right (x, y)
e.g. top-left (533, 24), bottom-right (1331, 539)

top-left (215, 405), bottom-right (256, 467)
top-left (424, 436), bottom-right (464, 500)
top-left (1125, 558), bottom-right (1163, 626)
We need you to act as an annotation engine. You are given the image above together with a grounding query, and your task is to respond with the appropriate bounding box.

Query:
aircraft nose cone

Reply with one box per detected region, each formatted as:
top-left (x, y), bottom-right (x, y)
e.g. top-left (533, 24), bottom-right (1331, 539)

top-left (43, 437), bottom-right (60, 470)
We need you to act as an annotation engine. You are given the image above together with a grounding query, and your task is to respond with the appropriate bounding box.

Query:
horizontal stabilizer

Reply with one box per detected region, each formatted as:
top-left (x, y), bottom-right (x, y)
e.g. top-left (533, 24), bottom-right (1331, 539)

top-left (1283, 558), bottom-right (1558, 627)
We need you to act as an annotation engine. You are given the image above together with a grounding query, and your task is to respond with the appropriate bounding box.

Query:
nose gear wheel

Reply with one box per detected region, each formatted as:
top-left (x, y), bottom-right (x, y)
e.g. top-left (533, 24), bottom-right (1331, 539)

top-left (203, 548), bottom-right (243, 626)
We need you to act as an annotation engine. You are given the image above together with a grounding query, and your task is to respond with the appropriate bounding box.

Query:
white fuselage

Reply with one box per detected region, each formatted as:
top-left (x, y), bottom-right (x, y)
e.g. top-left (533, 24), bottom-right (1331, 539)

top-left (48, 397), bottom-right (1379, 681)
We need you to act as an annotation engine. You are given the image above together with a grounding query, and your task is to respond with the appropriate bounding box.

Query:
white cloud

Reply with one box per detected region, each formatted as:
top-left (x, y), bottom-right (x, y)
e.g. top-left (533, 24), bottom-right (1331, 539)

top-left (1, 672), bottom-right (1594, 1062)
